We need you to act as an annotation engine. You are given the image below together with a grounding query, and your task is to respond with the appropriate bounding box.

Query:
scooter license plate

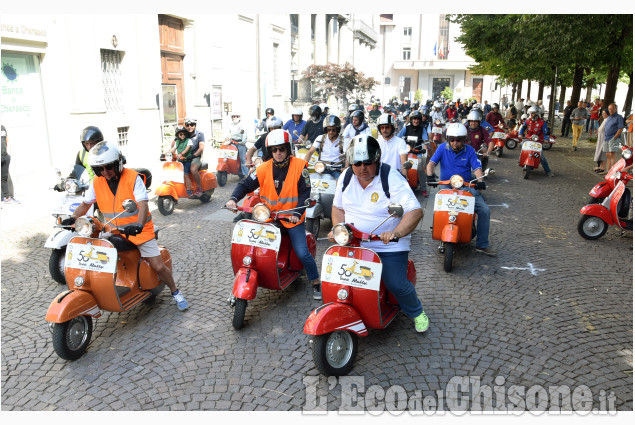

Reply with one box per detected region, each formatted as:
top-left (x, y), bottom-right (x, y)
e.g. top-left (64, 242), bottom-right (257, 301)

top-left (434, 192), bottom-right (475, 215)
top-left (493, 132), bottom-right (506, 139)
top-left (219, 149), bottom-right (238, 160)
top-left (522, 141), bottom-right (543, 152)
top-left (66, 242), bottom-right (118, 274)
top-left (407, 156), bottom-right (418, 169)
top-left (432, 127), bottom-right (443, 134)
top-left (52, 196), bottom-right (84, 215)
top-left (310, 175), bottom-right (336, 194)
top-left (232, 221), bottom-right (281, 252)
top-left (322, 254), bottom-right (382, 291)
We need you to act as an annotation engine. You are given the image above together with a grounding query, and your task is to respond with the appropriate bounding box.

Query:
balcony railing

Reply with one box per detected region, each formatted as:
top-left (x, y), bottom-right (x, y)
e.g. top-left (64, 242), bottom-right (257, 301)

top-left (352, 19), bottom-right (377, 47)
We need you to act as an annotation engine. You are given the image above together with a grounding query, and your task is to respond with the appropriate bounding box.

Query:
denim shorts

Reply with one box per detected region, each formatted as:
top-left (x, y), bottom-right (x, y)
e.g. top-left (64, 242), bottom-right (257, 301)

top-left (589, 119), bottom-right (599, 130)
top-left (603, 137), bottom-right (620, 153)
top-left (180, 160), bottom-right (192, 174)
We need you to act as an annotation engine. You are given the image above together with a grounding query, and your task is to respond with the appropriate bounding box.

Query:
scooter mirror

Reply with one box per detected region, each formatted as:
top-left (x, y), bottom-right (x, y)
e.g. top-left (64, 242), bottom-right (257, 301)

top-left (293, 130), bottom-right (299, 136)
top-left (484, 168), bottom-right (495, 176)
top-left (387, 203), bottom-right (404, 218)
top-left (122, 199), bottom-right (138, 213)
top-left (402, 161), bottom-right (413, 170)
top-left (304, 197), bottom-right (317, 208)
top-left (55, 168), bottom-right (62, 178)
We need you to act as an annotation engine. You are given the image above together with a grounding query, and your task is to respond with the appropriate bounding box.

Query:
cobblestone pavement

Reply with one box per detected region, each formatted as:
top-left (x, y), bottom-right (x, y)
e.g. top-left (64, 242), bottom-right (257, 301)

top-left (1, 135), bottom-right (632, 412)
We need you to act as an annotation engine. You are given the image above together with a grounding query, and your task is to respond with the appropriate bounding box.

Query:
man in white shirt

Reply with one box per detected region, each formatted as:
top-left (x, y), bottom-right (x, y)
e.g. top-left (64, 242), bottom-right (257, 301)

top-left (329, 135), bottom-right (428, 333)
top-left (303, 115), bottom-right (345, 179)
top-left (376, 113), bottom-right (409, 178)
top-left (342, 110), bottom-right (371, 152)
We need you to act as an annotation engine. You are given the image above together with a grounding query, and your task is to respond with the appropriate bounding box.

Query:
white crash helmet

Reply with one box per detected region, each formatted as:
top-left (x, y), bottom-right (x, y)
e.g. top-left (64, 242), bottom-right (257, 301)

top-left (88, 141), bottom-right (124, 176)
top-left (292, 108), bottom-right (303, 118)
top-left (346, 134), bottom-right (381, 167)
top-left (266, 116), bottom-right (283, 129)
top-left (446, 123), bottom-right (468, 139)
top-left (521, 114), bottom-right (528, 121)
top-left (265, 129), bottom-right (292, 149)
top-left (433, 101), bottom-right (441, 109)
top-left (467, 110), bottom-right (481, 122)
top-left (528, 106), bottom-right (539, 116)
top-left (377, 113), bottom-right (395, 127)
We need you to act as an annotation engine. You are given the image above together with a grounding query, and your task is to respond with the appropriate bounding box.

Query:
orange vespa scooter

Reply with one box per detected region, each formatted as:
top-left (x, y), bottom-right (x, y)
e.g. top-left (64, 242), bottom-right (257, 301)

top-left (155, 153), bottom-right (218, 215)
top-left (46, 200), bottom-right (171, 360)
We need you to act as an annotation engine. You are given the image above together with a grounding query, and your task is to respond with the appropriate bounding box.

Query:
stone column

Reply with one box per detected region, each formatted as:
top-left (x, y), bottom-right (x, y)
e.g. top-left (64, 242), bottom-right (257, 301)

top-left (297, 13), bottom-right (313, 101)
top-left (314, 14), bottom-right (326, 65)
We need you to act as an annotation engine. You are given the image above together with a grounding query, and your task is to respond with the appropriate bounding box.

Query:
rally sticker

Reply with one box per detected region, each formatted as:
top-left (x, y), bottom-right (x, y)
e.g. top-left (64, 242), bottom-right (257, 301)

top-left (66, 242), bottom-right (118, 274)
top-left (232, 221), bottom-right (281, 252)
top-left (219, 149), bottom-right (238, 160)
top-left (434, 192), bottom-right (475, 215)
top-left (310, 175), bottom-right (337, 194)
top-left (432, 127), bottom-right (443, 134)
top-left (52, 196), bottom-right (84, 215)
top-left (492, 132), bottom-right (506, 139)
top-left (406, 155), bottom-right (419, 169)
top-left (522, 141), bottom-right (543, 152)
top-left (322, 254), bottom-right (382, 291)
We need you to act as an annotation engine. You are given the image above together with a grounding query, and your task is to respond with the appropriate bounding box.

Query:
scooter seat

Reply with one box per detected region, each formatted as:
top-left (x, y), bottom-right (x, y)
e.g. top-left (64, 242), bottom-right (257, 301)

top-left (200, 162), bottom-right (208, 171)
top-left (108, 235), bottom-right (138, 252)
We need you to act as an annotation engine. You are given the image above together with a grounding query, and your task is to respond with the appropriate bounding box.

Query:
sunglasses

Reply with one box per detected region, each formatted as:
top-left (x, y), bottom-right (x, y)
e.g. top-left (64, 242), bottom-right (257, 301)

top-left (447, 137), bottom-right (464, 143)
top-left (185, 123), bottom-right (196, 127)
top-left (93, 163), bottom-right (116, 173)
top-left (326, 128), bottom-right (338, 133)
top-left (352, 160), bottom-right (374, 167)
top-left (270, 147), bottom-right (286, 153)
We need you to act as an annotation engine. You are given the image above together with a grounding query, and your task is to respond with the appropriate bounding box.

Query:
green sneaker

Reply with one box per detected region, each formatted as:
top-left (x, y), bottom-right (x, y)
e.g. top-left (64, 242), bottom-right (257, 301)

top-left (414, 311), bottom-right (429, 333)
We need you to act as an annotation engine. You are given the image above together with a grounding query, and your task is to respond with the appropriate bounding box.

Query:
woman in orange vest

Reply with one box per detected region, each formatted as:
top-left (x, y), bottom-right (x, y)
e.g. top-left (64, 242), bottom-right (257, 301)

top-left (225, 129), bottom-right (321, 299)
top-left (62, 141), bottom-right (189, 310)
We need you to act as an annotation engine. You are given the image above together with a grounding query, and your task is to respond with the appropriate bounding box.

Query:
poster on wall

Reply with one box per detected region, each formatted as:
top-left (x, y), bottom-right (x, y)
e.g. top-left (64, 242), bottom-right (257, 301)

top-left (211, 86), bottom-right (222, 121)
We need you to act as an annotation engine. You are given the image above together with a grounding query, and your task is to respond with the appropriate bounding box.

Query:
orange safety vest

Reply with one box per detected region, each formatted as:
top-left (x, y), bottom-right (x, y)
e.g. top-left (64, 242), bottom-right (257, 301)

top-left (93, 168), bottom-right (154, 245)
top-left (257, 156), bottom-right (307, 229)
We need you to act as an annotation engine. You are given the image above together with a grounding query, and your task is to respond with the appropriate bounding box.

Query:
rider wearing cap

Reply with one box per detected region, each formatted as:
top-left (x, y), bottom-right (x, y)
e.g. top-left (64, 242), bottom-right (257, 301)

top-left (225, 129), bottom-right (321, 300)
top-left (427, 123), bottom-right (495, 256)
top-left (329, 135), bottom-right (429, 333)
top-left (61, 141), bottom-right (189, 310)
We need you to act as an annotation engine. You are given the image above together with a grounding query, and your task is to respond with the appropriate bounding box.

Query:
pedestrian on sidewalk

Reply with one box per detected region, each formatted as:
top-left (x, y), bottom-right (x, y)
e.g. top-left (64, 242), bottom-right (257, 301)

top-left (561, 100), bottom-right (574, 138)
top-left (593, 109), bottom-right (608, 173)
top-left (626, 112), bottom-right (633, 148)
top-left (570, 101), bottom-right (590, 151)
top-left (588, 98), bottom-right (602, 138)
top-left (603, 103), bottom-right (625, 171)
top-left (1, 124), bottom-right (19, 204)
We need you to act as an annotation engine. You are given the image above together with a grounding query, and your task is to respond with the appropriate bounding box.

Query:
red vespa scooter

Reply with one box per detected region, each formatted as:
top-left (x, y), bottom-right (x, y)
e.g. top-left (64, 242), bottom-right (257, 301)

top-left (304, 204), bottom-right (414, 376)
top-left (225, 199), bottom-right (317, 329)
top-left (491, 124), bottom-right (508, 157)
top-left (518, 135), bottom-right (543, 179)
top-left (587, 145), bottom-right (633, 204)
top-left (578, 173), bottom-right (633, 240)
top-left (216, 139), bottom-right (243, 186)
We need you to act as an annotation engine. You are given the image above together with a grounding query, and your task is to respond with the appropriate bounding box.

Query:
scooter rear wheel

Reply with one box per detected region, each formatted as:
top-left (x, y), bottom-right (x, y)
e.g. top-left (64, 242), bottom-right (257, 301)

top-left (542, 142), bottom-right (552, 150)
top-left (232, 298), bottom-right (247, 330)
top-left (51, 315), bottom-right (92, 360)
top-left (218, 171), bottom-right (228, 187)
top-left (158, 196), bottom-right (176, 216)
top-left (199, 189), bottom-right (215, 203)
top-left (577, 215), bottom-right (609, 240)
top-left (505, 139), bottom-right (518, 150)
top-left (49, 248), bottom-right (66, 285)
top-left (443, 243), bottom-right (454, 272)
top-left (312, 331), bottom-right (358, 376)
top-left (306, 217), bottom-right (320, 237)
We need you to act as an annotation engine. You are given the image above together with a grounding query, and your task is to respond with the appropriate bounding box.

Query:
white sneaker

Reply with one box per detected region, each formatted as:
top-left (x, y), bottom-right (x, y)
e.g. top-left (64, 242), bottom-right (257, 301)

top-left (172, 290), bottom-right (189, 311)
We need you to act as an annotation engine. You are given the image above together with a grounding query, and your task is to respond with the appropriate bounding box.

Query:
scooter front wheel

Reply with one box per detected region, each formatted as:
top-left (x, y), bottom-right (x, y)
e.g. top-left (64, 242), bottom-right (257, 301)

top-left (232, 298), bottom-right (247, 330)
top-left (312, 331), bottom-right (358, 376)
top-left (51, 315), bottom-right (93, 360)
top-left (443, 242), bottom-right (454, 272)
top-left (495, 147), bottom-right (503, 158)
top-left (523, 168), bottom-right (531, 179)
top-left (157, 196), bottom-right (176, 216)
top-left (217, 171), bottom-right (228, 187)
top-left (542, 142), bottom-right (552, 150)
top-left (49, 248), bottom-right (66, 285)
top-left (577, 215), bottom-right (609, 240)
top-left (505, 139), bottom-right (518, 150)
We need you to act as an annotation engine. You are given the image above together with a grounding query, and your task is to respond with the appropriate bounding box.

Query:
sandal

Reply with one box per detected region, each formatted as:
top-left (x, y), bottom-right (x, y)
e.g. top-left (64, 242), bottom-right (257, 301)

top-left (186, 189), bottom-right (194, 197)
top-left (594, 169), bottom-right (605, 173)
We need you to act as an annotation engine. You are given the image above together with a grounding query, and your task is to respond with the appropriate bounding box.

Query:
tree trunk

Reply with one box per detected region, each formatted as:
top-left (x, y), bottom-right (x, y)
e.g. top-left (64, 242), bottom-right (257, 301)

top-left (558, 83), bottom-right (567, 107)
top-left (604, 66), bottom-right (620, 106)
top-left (584, 77), bottom-right (595, 102)
top-left (537, 80), bottom-right (545, 100)
top-left (511, 82), bottom-right (517, 101)
top-left (570, 64), bottom-right (585, 105)
top-left (517, 80), bottom-right (523, 101)
top-left (624, 72), bottom-right (633, 117)
top-left (526, 80), bottom-right (532, 101)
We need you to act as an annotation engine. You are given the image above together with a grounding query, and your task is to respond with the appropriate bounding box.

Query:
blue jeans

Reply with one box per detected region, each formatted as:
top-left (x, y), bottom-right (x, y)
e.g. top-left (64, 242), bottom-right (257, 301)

top-left (287, 222), bottom-right (319, 281)
top-left (442, 185), bottom-right (491, 249)
top-left (376, 251), bottom-right (423, 318)
top-left (540, 152), bottom-right (551, 173)
top-left (236, 143), bottom-right (248, 176)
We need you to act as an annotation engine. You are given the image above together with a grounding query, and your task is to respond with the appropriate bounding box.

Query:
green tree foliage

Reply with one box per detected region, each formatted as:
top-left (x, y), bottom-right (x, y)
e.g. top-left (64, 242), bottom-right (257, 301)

top-left (302, 62), bottom-right (380, 104)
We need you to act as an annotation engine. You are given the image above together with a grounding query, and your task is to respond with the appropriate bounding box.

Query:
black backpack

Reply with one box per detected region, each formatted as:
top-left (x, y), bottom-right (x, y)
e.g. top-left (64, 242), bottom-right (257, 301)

top-left (341, 162), bottom-right (391, 199)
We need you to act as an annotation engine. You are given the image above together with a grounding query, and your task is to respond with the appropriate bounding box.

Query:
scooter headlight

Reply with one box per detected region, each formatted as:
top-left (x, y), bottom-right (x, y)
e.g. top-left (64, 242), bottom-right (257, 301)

top-left (614, 171), bottom-right (622, 180)
top-left (622, 149), bottom-right (632, 160)
top-left (75, 217), bottom-right (94, 237)
top-left (337, 289), bottom-right (349, 300)
top-left (449, 175), bottom-right (464, 189)
top-left (333, 224), bottom-right (353, 245)
top-left (65, 179), bottom-right (80, 194)
top-left (242, 255), bottom-right (252, 266)
top-left (532, 135), bottom-right (539, 142)
top-left (252, 203), bottom-right (271, 222)
top-left (74, 276), bottom-right (84, 287)
top-left (314, 161), bottom-right (326, 174)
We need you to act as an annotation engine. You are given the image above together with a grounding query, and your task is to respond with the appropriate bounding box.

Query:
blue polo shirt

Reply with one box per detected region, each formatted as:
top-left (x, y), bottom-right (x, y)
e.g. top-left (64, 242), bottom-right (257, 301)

top-left (283, 119), bottom-right (306, 142)
top-left (604, 112), bottom-right (624, 140)
top-left (429, 142), bottom-right (482, 181)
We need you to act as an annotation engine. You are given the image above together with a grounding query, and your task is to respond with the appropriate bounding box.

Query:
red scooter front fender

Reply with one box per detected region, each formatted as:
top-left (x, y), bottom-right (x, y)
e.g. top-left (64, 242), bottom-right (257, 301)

top-left (441, 223), bottom-right (460, 243)
top-left (579, 204), bottom-right (614, 226)
top-left (232, 267), bottom-right (259, 300)
top-left (304, 302), bottom-right (368, 337)
top-left (155, 183), bottom-right (178, 199)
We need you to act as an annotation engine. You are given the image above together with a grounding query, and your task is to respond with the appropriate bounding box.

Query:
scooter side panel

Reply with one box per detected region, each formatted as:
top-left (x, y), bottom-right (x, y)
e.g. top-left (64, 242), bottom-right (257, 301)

top-left (590, 181), bottom-right (611, 199)
top-left (304, 302), bottom-right (368, 337)
top-left (201, 170), bottom-right (218, 190)
top-left (138, 247), bottom-right (170, 291)
top-left (579, 204), bottom-right (615, 225)
top-left (232, 267), bottom-right (259, 300)
top-left (46, 290), bottom-right (101, 323)
top-left (44, 229), bottom-right (74, 249)
top-left (155, 184), bottom-right (178, 199)
top-left (609, 183), bottom-right (627, 225)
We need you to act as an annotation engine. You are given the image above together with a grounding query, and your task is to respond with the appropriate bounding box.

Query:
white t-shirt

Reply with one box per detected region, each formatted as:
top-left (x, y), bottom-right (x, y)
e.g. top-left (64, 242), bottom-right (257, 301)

top-left (342, 123), bottom-right (372, 152)
top-left (333, 167), bottom-right (420, 253)
top-left (377, 135), bottom-right (409, 172)
top-left (312, 134), bottom-right (343, 163)
top-left (83, 174), bottom-right (148, 205)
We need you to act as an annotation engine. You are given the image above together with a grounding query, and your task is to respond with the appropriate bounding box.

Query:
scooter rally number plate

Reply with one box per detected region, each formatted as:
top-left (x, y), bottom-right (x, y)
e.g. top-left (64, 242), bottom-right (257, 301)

top-left (434, 193), bottom-right (476, 215)
top-left (219, 149), bottom-right (238, 160)
top-left (522, 141), bottom-right (543, 152)
top-left (493, 132), bottom-right (506, 139)
top-left (232, 221), bottom-right (281, 252)
top-left (321, 254), bottom-right (382, 292)
top-left (66, 242), bottom-right (118, 274)
top-left (407, 156), bottom-right (419, 169)
top-left (310, 175), bottom-right (336, 195)
top-left (432, 127), bottom-right (443, 134)
top-left (52, 196), bottom-right (84, 215)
